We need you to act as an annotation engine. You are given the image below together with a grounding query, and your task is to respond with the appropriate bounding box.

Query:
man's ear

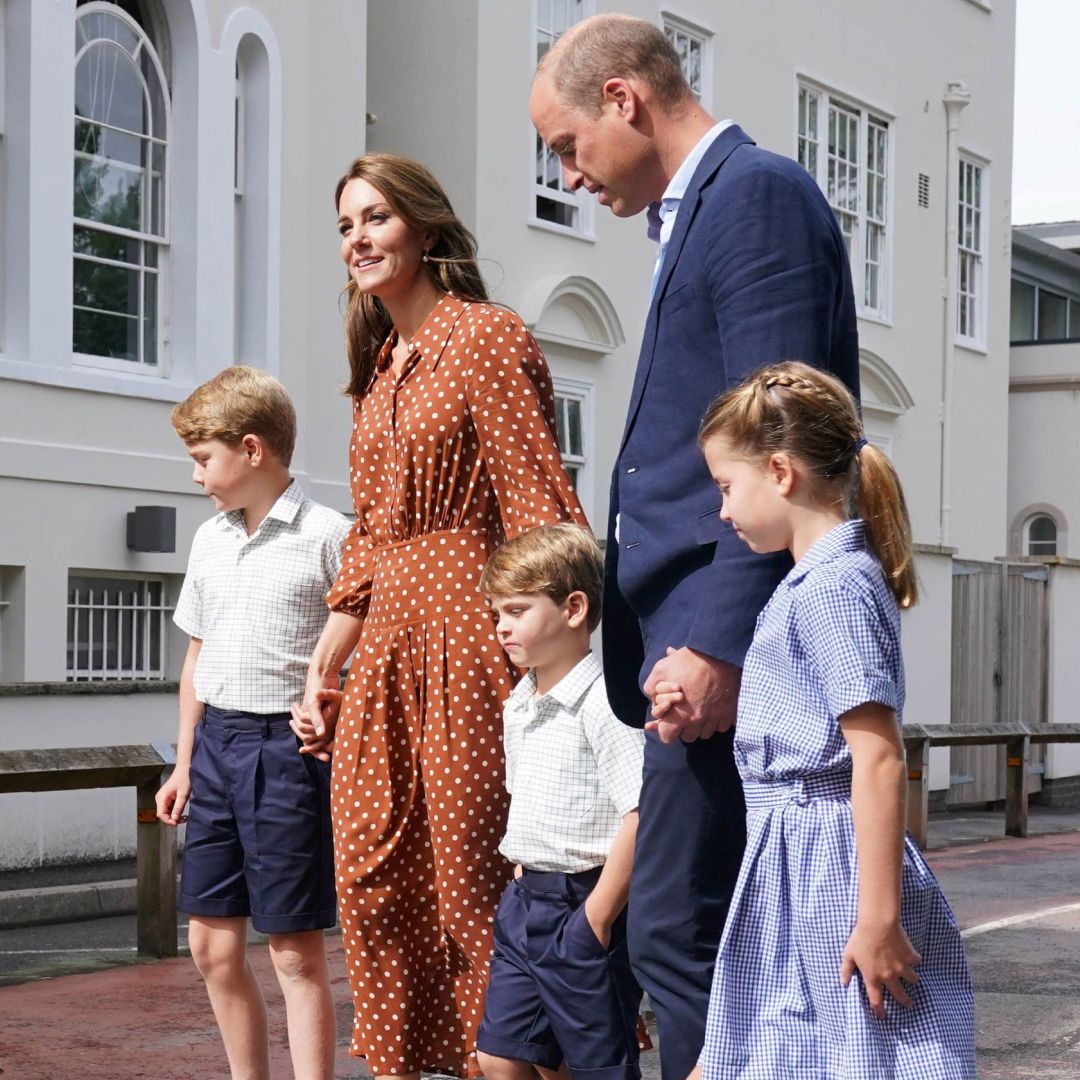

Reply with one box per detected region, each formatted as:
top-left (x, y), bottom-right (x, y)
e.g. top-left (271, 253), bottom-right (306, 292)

top-left (767, 452), bottom-right (796, 496)
top-left (600, 77), bottom-right (639, 121)
top-left (241, 433), bottom-right (264, 466)
top-left (565, 590), bottom-right (590, 629)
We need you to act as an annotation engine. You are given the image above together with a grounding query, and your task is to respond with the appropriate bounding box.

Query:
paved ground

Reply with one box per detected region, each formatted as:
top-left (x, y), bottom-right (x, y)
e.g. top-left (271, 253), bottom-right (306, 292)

top-left (1, 807), bottom-right (1079, 1078)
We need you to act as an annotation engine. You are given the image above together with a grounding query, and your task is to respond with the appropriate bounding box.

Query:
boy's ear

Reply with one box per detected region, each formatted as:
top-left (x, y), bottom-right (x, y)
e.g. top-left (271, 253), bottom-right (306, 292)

top-left (767, 452), bottom-right (795, 496)
top-left (240, 433), bottom-right (264, 465)
top-left (565, 590), bottom-right (589, 629)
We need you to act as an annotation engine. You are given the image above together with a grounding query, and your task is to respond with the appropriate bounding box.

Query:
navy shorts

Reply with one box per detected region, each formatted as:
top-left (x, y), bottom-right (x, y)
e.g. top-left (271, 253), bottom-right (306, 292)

top-left (477, 867), bottom-right (642, 1080)
top-left (179, 705), bottom-right (336, 935)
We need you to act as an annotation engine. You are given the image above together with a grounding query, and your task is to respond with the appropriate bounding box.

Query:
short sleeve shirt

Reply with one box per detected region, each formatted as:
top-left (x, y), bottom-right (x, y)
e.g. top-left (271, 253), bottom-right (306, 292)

top-left (733, 519), bottom-right (905, 783)
top-left (500, 652), bottom-right (645, 873)
top-left (173, 481), bottom-right (350, 713)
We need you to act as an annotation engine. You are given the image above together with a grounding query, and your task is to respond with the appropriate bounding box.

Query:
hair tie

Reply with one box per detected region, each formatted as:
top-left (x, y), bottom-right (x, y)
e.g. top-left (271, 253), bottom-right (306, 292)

top-left (851, 436), bottom-right (868, 456)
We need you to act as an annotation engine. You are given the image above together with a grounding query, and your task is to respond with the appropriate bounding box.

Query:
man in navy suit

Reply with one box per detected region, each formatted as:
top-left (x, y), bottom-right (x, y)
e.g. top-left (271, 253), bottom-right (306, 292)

top-left (531, 13), bottom-right (860, 1078)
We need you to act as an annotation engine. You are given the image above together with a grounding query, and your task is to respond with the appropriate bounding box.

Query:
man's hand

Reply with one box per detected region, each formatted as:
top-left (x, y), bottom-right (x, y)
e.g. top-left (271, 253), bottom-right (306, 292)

top-left (643, 646), bottom-right (740, 743)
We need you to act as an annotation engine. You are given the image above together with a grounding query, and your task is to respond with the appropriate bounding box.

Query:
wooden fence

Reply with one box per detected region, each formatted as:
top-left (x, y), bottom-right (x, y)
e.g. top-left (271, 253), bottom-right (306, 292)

top-left (0, 743), bottom-right (177, 957)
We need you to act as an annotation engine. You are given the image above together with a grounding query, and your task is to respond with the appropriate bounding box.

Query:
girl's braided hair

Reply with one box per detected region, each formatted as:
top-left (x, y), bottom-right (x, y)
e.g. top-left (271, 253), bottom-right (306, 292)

top-left (699, 361), bottom-right (917, 607)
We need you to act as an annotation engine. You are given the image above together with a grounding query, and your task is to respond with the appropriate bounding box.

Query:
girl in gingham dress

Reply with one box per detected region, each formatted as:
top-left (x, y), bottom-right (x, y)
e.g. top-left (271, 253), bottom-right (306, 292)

top-left (653, 361), bottom-right (974, 1079)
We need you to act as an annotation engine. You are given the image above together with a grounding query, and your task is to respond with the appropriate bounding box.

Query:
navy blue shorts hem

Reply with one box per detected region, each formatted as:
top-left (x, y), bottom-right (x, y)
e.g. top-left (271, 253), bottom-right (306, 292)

top-left (178, 893), bottom-right (250, 919)
top-left (250, 906), bottom-right (338, 935)
top-left (475, 1030), bottom-right (562, 1071)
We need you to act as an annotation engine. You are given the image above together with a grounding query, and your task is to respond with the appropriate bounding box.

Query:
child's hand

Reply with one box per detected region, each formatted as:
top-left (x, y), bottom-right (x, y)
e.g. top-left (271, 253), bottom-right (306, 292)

top-left (840, 918), bottom-right (920, 1018)
top-left (155, 770), bottom-right (190, 827)
top-left (290, 691), bottom-right (342, 762)
top-left (644, 679), bottom-right (686, 743)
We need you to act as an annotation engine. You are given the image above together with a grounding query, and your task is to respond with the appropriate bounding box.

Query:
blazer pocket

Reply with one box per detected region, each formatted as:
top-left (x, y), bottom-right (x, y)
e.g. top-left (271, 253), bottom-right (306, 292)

top-left (696, 507), bottom-right (724, 545)
top-left (660, 280), bottom-right (695, 315)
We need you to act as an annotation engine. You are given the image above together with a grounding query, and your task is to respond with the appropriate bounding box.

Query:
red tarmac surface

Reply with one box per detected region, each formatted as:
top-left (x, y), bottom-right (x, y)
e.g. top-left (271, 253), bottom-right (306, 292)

top-left (3, 820), bottom-right (1080, 1078)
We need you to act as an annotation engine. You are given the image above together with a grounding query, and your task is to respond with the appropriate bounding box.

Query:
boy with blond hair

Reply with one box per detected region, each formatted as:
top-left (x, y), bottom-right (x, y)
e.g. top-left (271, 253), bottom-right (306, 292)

top-left (475, 523), bottom-right (646, 1080)
top-left (156, 365), bottom-right (349, 1080)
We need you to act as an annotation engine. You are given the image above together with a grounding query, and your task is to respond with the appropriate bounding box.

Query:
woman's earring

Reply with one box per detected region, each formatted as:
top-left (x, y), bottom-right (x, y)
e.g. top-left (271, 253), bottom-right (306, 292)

top-left (422, 250), bottom-right (430, 263)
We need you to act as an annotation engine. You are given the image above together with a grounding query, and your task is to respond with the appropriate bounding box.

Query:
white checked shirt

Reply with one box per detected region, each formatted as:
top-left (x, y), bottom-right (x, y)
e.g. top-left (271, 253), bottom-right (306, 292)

top-left (174, 481), bottom-right (350, 713)
top-left (499, 651), bottom-right (645, 873)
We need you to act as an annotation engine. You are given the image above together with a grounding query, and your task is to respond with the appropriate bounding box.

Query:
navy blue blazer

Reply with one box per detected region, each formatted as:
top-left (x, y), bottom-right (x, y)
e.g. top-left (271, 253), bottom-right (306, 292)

top-left (602, 124), bottom-right (860, 726)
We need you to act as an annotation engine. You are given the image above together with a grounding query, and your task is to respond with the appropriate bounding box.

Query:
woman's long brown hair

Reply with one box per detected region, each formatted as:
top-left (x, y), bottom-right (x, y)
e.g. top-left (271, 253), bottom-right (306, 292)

top-left (335, 153), bottom-right (489, 397)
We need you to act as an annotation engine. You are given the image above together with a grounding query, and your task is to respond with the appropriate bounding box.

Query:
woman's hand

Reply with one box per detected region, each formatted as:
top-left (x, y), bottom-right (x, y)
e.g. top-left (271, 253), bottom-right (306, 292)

top-left (840, 917), bottom-right (920, 1018)
top-left (290, 689), bottom-right (343, 761)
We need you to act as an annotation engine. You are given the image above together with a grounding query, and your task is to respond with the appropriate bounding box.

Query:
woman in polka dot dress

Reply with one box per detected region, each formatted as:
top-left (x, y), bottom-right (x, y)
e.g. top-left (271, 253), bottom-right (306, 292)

top-left (297, 153), bottom-right (585, 1080)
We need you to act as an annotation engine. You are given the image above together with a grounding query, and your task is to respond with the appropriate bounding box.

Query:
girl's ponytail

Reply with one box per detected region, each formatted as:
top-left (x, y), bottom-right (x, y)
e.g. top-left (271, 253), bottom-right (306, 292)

top-left (853, 443), bottom-right (918, 608)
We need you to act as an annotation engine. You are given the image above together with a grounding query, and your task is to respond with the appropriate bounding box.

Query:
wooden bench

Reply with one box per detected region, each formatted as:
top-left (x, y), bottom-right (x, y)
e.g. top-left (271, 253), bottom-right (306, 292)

top-left (902, 723), bottom-right (1080, 849)
top-left (0, 743), bottom-right (178, 956)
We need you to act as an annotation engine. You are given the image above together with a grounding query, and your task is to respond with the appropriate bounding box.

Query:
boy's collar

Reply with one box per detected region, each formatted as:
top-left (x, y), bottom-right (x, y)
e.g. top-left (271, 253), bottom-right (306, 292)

top-left (220, 479), bottom-right (303, 533)
top-left (509, 651), bottom-right (602, 711)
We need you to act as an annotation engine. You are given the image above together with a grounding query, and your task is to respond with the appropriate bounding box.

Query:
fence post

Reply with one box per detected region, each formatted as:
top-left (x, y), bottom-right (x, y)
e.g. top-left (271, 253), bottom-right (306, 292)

top-left (135, 747), bottom-right (178, 958)
top-left (905, 737), bottom-right (930, 850)
top-left (1005, 734), bottom-right (1031, 838)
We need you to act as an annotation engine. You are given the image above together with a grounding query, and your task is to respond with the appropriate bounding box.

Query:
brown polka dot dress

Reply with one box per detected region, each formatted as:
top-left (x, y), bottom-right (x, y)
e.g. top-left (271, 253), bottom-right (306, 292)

top-left (327, 294), bottom-right (585, 1076)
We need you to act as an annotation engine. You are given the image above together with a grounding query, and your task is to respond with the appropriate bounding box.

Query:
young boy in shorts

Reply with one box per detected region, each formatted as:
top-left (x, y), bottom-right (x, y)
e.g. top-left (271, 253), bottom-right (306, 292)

top-left (475, 522), bottom-right (646, 1080)
top-left (155, 366), bottom-right (350, 1080)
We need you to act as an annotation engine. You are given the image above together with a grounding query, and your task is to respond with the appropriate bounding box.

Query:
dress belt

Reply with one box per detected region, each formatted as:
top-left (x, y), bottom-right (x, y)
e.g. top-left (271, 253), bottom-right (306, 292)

top-left (741, 771), bottom-right (853, 812)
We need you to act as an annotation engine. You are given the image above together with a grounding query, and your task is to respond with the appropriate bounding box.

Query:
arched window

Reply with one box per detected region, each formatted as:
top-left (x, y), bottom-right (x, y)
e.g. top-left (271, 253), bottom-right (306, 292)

top-left (1025, 514), bottom-right (1058, 557)
top-left (73, 1), bottom-right (169, 370)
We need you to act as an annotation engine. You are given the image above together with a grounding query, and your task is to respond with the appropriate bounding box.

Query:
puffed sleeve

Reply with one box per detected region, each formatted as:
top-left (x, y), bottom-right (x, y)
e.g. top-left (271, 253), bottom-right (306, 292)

top-left (465, 313), bottom-right (587, 538)
top-left (326, 516), bottom-right (376, 620)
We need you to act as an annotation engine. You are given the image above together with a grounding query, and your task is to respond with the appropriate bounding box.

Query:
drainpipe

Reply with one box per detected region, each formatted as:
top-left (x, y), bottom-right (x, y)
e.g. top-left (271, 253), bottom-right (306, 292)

top-left (939, 80), bottom-right (971, 547)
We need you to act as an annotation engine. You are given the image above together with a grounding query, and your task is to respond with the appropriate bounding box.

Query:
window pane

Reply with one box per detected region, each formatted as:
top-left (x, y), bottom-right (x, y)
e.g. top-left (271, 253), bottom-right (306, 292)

top-left (1010, 280), bottom-right (1035, 342)
top-left (1027, 515), bottom-right (1058, 556)
top-left (1070, 299), bottom-right (1080, 340)
top-left (74, 257), bottom-right (140, 316)
top-left (74, 154), bottom-right (143, 230)
top-left (74, 224), bottom-right (141, 263)
top-left (566, 398), bottom-right (583, 456)
top-left (73, 306), bottom-right (140, 361)
top-left (75, 46), bottom-right (147, 134)
top-left (536, 195), bottom-right (576, 229)
top-left (1038, 290), bottom-right (1067, 340)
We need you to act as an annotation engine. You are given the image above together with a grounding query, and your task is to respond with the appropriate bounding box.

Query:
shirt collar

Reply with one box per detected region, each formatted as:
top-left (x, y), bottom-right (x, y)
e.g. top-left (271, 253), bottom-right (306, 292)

top-left (507, 651), bottom-right (603, 712)
top-left (220, 479), bottom-right (305, 535)
top-left (784, 519), bottom-right (868, 588)
top-left (375, 292), bottom-right (468, 374)
top-left (646, 119), bottom-right (735, 237)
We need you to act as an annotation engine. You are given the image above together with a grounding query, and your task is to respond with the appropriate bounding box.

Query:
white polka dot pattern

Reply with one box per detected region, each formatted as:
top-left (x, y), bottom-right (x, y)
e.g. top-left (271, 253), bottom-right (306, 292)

top-left (326, 294), bottom-right (586, 1076)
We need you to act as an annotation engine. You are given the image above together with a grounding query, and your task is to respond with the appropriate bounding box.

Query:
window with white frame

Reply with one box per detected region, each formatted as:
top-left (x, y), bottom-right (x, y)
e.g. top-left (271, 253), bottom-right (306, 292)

top-left (532, 0), bottom-right (594, 235)
top-left (1024, 514), bottom-right (1058, 557)
top-left (73, 2), bottom-right (169, 371)
top-left (663, 14), bottom-right (712, 109)
top-left (956, 157), bottom-right (986, 345)
top-left (67, 573), bottom-right (174, 681)
top-left (552, 376), bottom-right (594, 515)
top-left (797, 82), bottom-right (891, 319)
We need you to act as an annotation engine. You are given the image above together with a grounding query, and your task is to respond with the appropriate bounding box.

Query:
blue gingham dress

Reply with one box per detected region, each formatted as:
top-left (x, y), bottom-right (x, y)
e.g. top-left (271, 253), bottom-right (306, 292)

top-left (700, 521), bottom-right (975, 1079)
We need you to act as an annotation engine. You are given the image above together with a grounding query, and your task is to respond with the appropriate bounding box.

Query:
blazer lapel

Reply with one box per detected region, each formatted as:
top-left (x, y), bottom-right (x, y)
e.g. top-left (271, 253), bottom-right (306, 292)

top-left (619, 125), bottom-right (756, 453)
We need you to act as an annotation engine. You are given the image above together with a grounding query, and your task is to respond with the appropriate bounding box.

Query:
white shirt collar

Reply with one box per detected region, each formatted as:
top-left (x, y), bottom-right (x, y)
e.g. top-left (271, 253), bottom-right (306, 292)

top-left (660, 119), bottom-right (735, 211)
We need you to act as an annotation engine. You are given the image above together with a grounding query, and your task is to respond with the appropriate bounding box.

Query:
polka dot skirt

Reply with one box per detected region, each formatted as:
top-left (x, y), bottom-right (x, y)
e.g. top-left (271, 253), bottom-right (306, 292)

top-left (327, 295), bottom-right (586, 1076)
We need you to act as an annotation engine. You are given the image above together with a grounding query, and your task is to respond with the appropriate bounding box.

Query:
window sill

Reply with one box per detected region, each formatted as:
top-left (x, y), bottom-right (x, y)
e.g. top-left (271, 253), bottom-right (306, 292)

top-left (0, 356), bottom-right (194, 402)
top-left (857, 311), bottom-right (894, 329)
top-left (955, 337), bottom-right (988, 356)
top-left (528, 218), bottom-right (596, 243)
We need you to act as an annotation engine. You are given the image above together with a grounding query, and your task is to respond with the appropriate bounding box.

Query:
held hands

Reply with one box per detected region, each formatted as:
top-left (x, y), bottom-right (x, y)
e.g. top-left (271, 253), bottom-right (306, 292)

top-left (840, 918), bottom-right (921, 1019)
top-left (289, 687), bottom-right (343, 762)
top-left (155, 769), bottom-right (191, 827)
top-left (642, 646), bottom-right (740, 743)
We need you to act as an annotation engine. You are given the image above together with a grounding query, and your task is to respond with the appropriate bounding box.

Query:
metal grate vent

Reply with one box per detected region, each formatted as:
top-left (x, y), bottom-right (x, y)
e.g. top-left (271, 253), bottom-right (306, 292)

top-left (918, 173), bottom-right (930, 208)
